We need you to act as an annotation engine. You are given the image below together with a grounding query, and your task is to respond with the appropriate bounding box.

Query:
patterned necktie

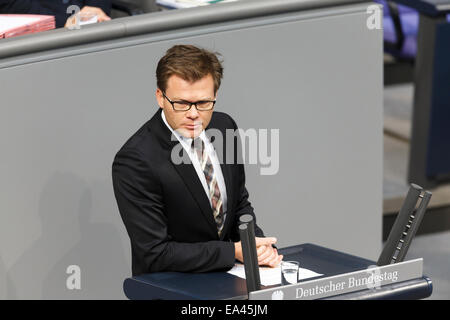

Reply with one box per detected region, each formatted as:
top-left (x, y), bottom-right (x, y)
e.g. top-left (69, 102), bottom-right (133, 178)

top-left (192, 137), bottom-right (225, 236)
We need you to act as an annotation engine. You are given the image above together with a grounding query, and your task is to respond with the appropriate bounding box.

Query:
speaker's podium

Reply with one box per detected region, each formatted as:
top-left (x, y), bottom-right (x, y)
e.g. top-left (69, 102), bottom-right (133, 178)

top-left (123, 185), bottom-right (433, 300)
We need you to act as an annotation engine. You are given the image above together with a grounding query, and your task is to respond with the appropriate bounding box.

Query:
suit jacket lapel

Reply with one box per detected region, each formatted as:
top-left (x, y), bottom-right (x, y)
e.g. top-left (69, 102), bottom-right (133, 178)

top-left (154, 108), bottom-right (235, 238)
top-left (210, 127), bottom-right (234, 240)
top-left (219, 162), bottom-right (233, 240)
top-left (151, 109), bottom-right (219, 234)
top-left (171, 159), bottom-right (219, 234)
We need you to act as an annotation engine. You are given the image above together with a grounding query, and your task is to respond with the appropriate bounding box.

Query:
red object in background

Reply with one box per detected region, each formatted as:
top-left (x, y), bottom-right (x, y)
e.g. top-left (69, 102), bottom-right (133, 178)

top-left (0, 14), bottom-right (55, 39)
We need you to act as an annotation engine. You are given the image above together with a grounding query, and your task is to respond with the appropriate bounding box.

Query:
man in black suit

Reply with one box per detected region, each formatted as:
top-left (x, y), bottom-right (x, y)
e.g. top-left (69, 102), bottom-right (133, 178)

top-left (0, 0), bottom-right (111, 28)
top-left (112, 45), bottom-right (282, 276)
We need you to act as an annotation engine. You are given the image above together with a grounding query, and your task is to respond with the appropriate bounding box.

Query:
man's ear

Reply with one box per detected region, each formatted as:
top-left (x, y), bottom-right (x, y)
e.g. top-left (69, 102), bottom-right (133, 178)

top-left (156, 88), bottom-right (164, 109)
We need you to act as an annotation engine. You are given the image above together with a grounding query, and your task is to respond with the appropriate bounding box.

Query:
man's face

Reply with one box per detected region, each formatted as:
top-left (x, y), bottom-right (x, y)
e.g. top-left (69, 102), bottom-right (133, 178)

top-left (156, 74), bottom-right (216, 139)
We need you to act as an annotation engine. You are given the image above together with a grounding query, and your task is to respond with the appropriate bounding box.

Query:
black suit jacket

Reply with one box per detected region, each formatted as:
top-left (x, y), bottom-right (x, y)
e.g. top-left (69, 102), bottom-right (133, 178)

top-left (0, 0), bottom-right (111, 28)
top-left (112, 109), bottom-right (265, 276)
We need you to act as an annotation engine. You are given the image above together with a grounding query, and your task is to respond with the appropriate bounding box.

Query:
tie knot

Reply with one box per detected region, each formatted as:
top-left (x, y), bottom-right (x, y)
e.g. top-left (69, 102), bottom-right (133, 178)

top-left (191, 137), bottom-right (204, 152)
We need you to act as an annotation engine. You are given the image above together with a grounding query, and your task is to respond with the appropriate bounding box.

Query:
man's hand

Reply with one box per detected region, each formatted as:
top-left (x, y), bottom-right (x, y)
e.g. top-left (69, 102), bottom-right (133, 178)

top-left (234, 237), bottom-right (283, 268)
top-left (257, 245), bottom-right (283, 268)
top-left (65, 6), bottom-right (111, 28)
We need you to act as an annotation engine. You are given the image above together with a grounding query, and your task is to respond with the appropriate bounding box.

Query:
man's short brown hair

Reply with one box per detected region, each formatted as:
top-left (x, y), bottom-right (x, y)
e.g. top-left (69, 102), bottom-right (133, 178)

top-left (156, 45), bottom-right (224, 94)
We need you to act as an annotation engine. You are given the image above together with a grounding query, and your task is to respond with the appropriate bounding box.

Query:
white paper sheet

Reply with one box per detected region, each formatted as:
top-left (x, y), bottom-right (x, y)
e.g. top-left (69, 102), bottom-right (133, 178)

top-left (227, 263), bottom-right (323, 286)
top-left (0, 16), bottom-right (43, 30)
top-left (156, 0), bottom-right (237, 9)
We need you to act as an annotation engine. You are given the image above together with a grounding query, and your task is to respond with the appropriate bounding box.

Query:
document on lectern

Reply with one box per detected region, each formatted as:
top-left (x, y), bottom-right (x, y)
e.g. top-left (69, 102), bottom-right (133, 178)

top-left (227, 263), bottom-right (323, 286)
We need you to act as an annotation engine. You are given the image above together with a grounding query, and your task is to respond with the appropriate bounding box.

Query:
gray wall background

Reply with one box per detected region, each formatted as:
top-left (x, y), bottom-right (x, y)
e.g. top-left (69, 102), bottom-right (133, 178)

top-left (0, 2), bottom-right (382, 299)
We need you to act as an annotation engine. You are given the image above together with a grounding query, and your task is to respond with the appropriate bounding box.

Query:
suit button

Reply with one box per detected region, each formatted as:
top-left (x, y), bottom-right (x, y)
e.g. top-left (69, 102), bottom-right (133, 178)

top-left (62, 0), bottom-right (69, 4)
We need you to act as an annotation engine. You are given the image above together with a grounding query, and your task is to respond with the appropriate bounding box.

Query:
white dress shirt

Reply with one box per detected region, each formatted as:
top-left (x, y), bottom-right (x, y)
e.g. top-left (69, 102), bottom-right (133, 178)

top-left (161, 110), bottom-right (228, 213)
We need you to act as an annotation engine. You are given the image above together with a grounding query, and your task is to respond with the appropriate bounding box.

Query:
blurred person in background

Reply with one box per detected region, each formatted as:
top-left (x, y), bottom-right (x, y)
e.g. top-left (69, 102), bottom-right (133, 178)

top-left (0, 0), bottom-right (111, 28)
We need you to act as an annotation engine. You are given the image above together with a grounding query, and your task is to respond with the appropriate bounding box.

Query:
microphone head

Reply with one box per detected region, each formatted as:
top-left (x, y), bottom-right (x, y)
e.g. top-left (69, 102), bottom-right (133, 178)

top-left (239, 214), bottom-right (254, 224)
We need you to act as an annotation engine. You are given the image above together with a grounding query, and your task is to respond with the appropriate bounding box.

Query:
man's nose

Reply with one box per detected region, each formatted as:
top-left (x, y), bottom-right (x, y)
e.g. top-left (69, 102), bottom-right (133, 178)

top-left (186, 105), bottom-right (199, 118)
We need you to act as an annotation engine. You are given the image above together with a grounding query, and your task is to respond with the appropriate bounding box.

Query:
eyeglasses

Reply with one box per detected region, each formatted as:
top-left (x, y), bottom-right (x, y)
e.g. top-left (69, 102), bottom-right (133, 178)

top-left (162, 91), bottom-right (216, 111)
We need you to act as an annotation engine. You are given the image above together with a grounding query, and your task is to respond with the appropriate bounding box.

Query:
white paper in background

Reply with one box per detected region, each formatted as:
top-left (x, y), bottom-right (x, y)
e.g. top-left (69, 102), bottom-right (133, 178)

top-left (156, 0), bottom-right (238, 9)
top-left (0, 16), bottom-right (42, 30)
top-left (227, 263), bottom-right (323, 286)
top-left (78, 14), bottom-right (98, 26)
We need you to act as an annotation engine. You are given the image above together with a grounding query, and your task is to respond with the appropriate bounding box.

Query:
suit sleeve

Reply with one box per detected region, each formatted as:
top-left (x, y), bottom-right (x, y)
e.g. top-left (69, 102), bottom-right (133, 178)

top-left (112, 147), bottom-right (235, 275)
top-left (85, 0), bottom-right (111, 15)
top-left (227, 115), bottom-right (266, 240)
top-left (0, 0), bottom-right (54, 15)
